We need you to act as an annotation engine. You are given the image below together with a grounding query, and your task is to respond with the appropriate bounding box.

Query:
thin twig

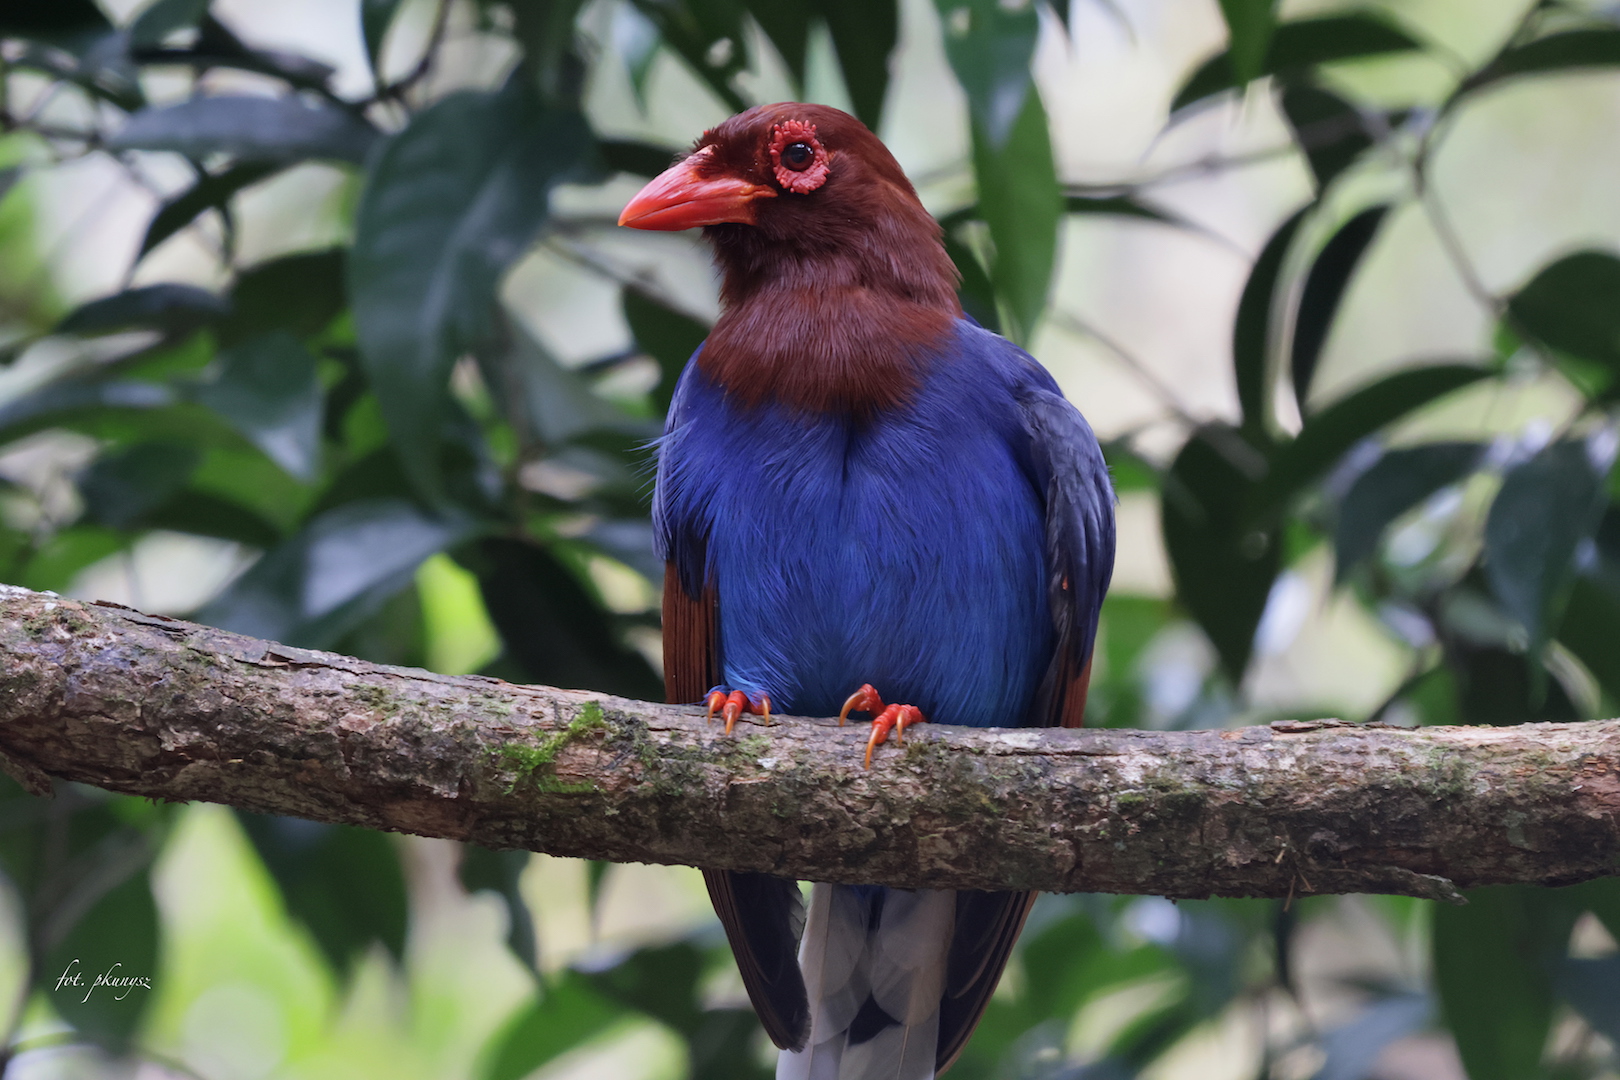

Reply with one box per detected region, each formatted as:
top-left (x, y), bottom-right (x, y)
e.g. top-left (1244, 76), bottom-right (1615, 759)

top-left (1049, 310), bottom-right (1199, 427)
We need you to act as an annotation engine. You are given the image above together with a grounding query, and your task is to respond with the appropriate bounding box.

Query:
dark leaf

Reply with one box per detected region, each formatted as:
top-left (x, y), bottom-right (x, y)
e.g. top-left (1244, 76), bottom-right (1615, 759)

top-left (0, 381), bottom-right (175, 449)
top-left (936, 0), bottom-right (1039, 149)
top-left (236, 813), bottom-right (407, 977)
top-left (0, 0), bottom-right (112, 47)
top-left (109, 95), bottom-right (382, 165)
top-left (459, 846), bottom-right (538, 977)
top-left (1161, 424), bottom-right (1278, 682)
top-left (1233, 206), bottom-right (1307, 439)
top-left (1217, 0), bottom-right (1278, 84)
top-left (1555, 956), bottom-right (1620, 1044)
top-left (142, 490), bottom-right (283, 548)
top-left (970, 89), bottom-right (1061, 343)
top-left (599, 138), bottom-right (681, 178)
top-left (79, 442), bottom-right (201, 530)
top-left (1280, 84), bottom-right (1374, 189)
top-left (1172, 15), bottom-right (1422, 114)
top-left (1461, 29), bottom-right (1620, 101)
top-left (622, 287), bottom-right (708, 413)
top-left (626, 0), bottom-right (749, 113)
top-left (942, 229), bottom-right (1000, 333)
top-left (1485, 439), bottom-right (1612, 648)
top-left (1433, 886), bottom-right (1578, 1080)
top-left (1334, 442), bottom-right (1483, 581)
top-left (1258, 363), bottom-right (1488, 513)
top-left (1066, 193), bottom-right (1180, 225)
top-left (198, 498), bottom-right (480, 648)
top-left (743, 0), bottom-right (811, 87)
top-left (42, 868), bottom-right (161, 1052)
top-left (1292, 204), bottom-right (1390, 410)
top-left (57, 283), bottom-right (229, 337)
top-left (192, 332), bottom-right (323, 480)
top-left (478, 976), bottom-right (621, 1080)
top-left (133, 16), bottom-right (337, 91)
top-left (361, 0), bottom-right (405, 76)
top-left (349, 77), bottom-right (598, 499)
top-left (139, 162), bottom-right (282, 258)
top-left (819, 0), bottom-right (899, 131)
top-left (219, 248), bottom-right (347, 347)
top-left (1507, 249), bottom-right (1620, 394)
top-left (467, 537), bottom-right (662, 700)
top-left (130, 0), bottom-right (211, 48)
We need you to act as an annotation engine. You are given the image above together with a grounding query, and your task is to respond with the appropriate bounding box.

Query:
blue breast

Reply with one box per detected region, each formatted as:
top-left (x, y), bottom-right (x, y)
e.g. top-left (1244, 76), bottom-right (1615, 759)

top-left (655, 321), bottom-right (1054, 728)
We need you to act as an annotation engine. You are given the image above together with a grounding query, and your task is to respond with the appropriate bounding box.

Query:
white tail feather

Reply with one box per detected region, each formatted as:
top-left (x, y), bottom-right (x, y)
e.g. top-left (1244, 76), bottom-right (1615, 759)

top-left (776, 886), bottom-right (954, 1080)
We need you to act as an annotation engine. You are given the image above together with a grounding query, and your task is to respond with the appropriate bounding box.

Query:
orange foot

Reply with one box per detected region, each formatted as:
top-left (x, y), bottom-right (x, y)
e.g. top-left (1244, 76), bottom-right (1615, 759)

top-left (704, 687), bottom-right (773, 735)
top-left (838, 684), bottom-right (928, 768)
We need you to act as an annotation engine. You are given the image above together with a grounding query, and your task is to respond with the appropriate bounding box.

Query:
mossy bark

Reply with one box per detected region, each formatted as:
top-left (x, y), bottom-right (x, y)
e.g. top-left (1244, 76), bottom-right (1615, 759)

top-left (2, 585), bottom-right (1618, 902)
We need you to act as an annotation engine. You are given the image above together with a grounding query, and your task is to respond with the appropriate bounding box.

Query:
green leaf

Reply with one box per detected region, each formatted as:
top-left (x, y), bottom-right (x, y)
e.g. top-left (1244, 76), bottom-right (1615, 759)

top-left (192, 332), bottom-right (323, 481)
top-left (19, 526), bottom-right (128, 592)
top-left (349, 78), bottom-right (598, 499)
top-left (130, 0), bottom-right (211, 48)
top-left (361, 0), bottom-right (405, 77)
top-left (622, 287), bottom-right (708, 413)
top-left (1558, 574), bottom-right (1620, 703)
top-left (109, 95), bottom-right (382, 165)
top-left (1507, 249), bottom-right (1620, 395)
top-left (1280, 84), bottom-right (1375, 190)
top-left (466, 537), bottom-right (663, 700)
top-left (970, 89), bottom-right (1061, 344)
top-left (199, 498), bottom-right (480, 648)
top-left (459, 846), bottom-right (538, 977)
top-left (478, 977), bottom-right (621, 1080)
top-left (219, 248), bottom-right (347, 347)
top-left (935, 0), bottom-right (1039, 149)
top-left (819, 0), bottom-right (899, 131)
top-left (57, 283), bottom-right (229, 337)
top-left (1460, 29), bottom-right (1620, 102)
top-left (236, 813), bottom-right (407, 977)
top-left (478, 316), bottom-right (654, 449)
top-left (1485, 439), bottom-right (1612, 649)
top-left (139, 162), bottom-right (282, 259)
top-left (79, 443), bottom-right (201, 530)
top-left (1161, 424), bottom-right (1278, 682)
top-left (942, 229), bottom-right (1000, 333)
top-left (1434, 886), bottom-right (1578, 1080)
top-left (0, 381), bottom-right (175, 449)
top-left (1292, 204), bottom-right (1390, 410)
top-left (1334, 442), bottom-right (1483, 582)
top-left (1258, 363), bottom-right (1488, 513)
top-left (1172, 15), bottom-right (1421, 114)
top-left (1233, 206), bottom-right (1306, 439)
top-left (42, 867), bottom-right (161, 1053)
top-left (1217, 0), bottom-right (1278, 84)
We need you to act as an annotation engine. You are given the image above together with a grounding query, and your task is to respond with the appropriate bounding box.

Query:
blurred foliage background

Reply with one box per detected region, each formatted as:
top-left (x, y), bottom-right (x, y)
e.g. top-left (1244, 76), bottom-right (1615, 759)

top-left (1, 0), bottom-right (1620, 1077)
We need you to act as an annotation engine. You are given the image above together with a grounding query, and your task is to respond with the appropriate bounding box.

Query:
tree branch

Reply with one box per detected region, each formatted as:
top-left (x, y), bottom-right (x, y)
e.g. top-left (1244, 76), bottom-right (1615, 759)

top-left (2, 585), bottom-right (1617, 904)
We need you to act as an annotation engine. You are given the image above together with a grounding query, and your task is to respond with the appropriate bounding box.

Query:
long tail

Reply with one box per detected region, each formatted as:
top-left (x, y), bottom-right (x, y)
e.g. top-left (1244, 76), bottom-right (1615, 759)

top-left (777, 885), bottom-right (955, 1080)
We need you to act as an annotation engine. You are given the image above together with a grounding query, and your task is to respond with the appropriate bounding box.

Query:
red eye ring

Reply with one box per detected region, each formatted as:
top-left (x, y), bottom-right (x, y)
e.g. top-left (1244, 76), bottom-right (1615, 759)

top-left (768, 121), bottom-right (830, 193)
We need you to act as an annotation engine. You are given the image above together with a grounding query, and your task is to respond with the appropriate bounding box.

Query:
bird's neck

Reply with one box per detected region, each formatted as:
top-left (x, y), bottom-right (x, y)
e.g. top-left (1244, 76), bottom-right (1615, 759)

top-left (700, 239), bottom-right (961, 415)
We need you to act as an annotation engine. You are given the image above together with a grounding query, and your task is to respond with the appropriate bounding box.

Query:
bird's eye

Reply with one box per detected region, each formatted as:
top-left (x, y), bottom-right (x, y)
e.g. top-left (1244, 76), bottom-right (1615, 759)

top-left (780, 142), bottom-right (815, 171)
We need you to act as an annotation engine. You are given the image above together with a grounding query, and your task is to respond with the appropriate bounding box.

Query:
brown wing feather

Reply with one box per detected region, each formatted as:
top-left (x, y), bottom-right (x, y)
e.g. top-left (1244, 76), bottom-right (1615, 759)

top-left (664, 565), bottom-right (810, 1051)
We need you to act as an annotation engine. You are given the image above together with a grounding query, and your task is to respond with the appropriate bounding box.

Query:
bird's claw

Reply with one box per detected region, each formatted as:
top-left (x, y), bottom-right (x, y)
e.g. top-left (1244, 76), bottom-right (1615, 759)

top-left (839, 684), bottom-right (927, 767)
top-left (704, 688), bottom-right (772, 735)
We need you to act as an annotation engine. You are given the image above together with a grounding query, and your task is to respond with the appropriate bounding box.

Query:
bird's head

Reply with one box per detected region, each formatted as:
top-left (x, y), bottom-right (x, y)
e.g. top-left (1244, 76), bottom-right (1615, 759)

top-left (619, 103), bottom-right (958, 312)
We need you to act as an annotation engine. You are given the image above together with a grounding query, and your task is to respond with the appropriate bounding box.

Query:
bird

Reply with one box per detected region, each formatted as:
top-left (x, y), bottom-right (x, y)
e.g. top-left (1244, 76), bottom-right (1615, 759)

top-left (618, 102), bottom-right (1115, 1079)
